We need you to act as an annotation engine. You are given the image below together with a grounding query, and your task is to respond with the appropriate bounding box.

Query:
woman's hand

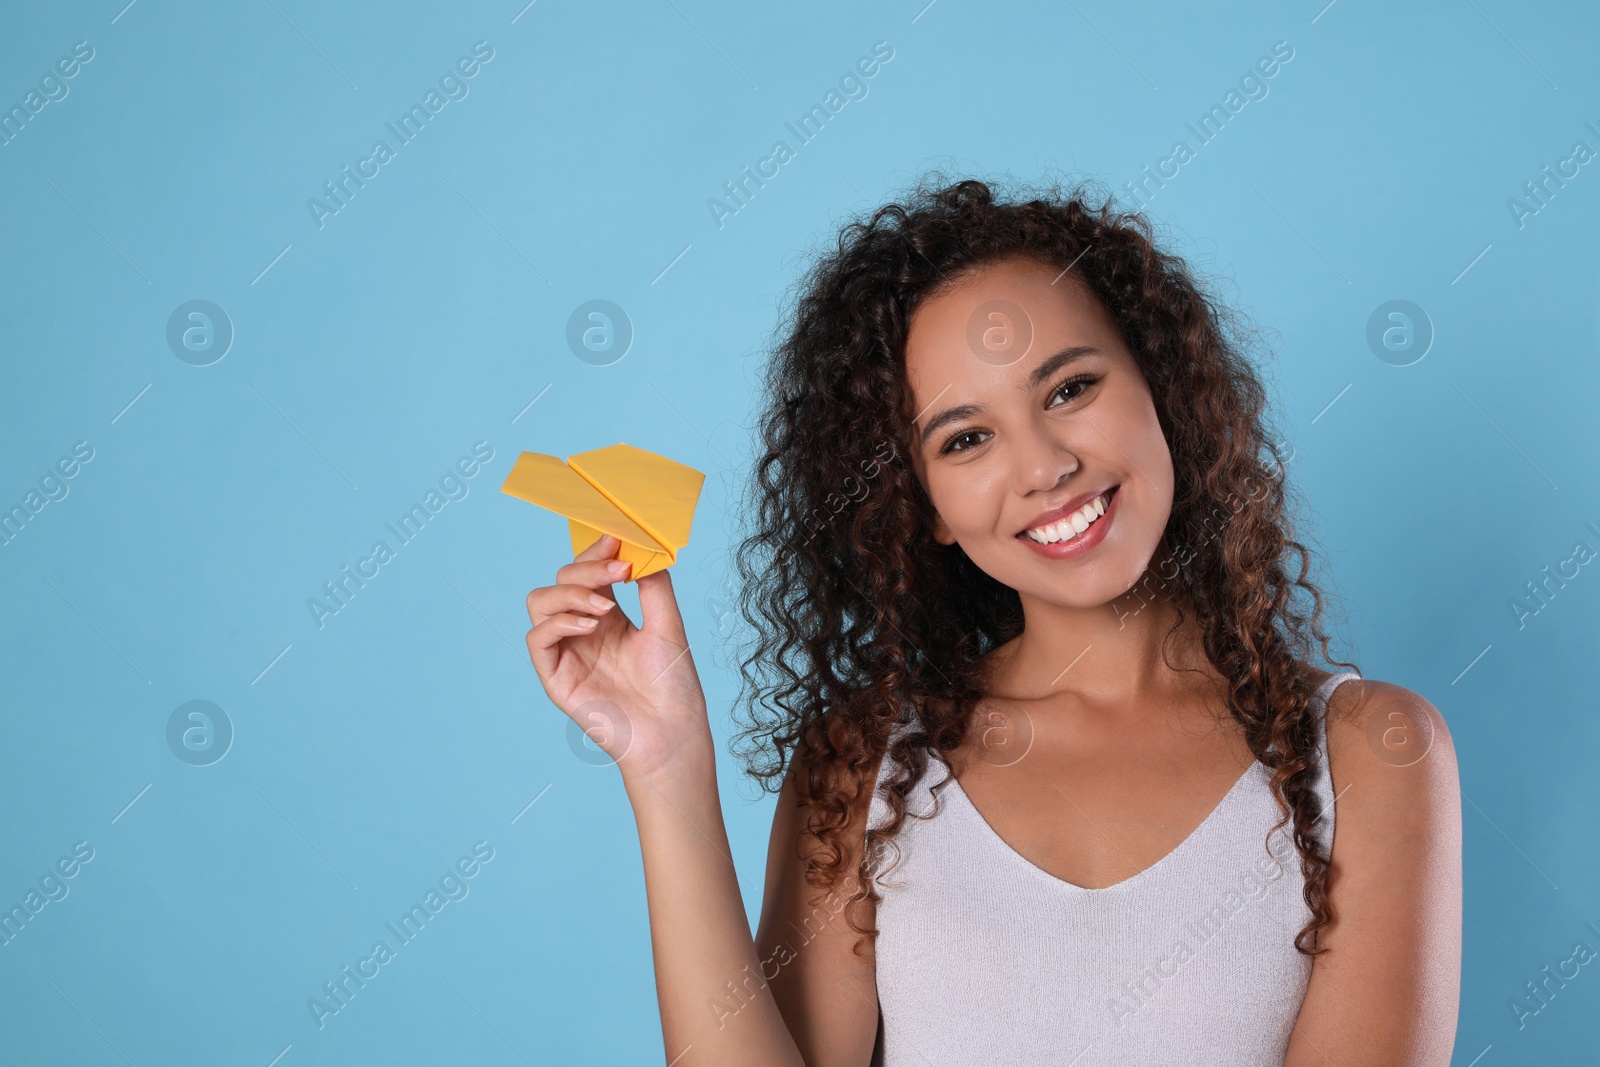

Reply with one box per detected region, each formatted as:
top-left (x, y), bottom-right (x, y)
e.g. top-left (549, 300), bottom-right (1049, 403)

top-left (524, 532), bottom-right (712, 784)
top-left (526, 534), bottom-right (813, 1067)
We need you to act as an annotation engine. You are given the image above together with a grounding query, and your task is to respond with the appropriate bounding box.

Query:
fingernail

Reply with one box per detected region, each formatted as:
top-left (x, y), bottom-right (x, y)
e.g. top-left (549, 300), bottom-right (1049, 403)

top-left (608, 560), bottom-right (631, 576)
top-left (577, 616), bottom-right (598, 627)
top-left (588, 594), bottom-right (613, 611)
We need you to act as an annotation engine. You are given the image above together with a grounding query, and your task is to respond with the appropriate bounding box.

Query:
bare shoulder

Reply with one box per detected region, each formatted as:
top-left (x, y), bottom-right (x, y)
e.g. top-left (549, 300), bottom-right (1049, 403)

top-left (1321, 675), bottom-right (1457, 779)
top-left (1317, 673), bottom-right (1461, 888)
top-left (1285, 675), bottom-right (1464, 1062)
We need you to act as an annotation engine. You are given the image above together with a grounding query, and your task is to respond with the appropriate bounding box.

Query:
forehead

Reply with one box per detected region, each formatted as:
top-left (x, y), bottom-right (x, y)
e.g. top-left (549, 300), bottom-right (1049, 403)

top-left (903, 256), bottom-right (1119, 394)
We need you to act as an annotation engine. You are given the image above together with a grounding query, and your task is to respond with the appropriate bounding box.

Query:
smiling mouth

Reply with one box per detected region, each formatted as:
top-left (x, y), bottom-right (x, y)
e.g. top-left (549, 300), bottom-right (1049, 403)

top-left (1018, 485), bottom-right (1120, 545)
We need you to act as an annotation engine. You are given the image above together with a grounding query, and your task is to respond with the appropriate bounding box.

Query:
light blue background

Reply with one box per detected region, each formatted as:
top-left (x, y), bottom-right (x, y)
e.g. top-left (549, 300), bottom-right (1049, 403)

top-left (2, 0), bottom-right (1597, 1063)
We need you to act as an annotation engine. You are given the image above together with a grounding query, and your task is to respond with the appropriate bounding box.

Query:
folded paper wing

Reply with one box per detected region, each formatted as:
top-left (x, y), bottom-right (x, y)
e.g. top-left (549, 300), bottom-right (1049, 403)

top-left (499, 443), bottom-right (706, 582)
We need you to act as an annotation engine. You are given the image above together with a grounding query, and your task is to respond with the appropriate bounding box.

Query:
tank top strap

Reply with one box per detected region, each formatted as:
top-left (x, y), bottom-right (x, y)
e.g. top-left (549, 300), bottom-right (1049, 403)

top-left (1308, 670), bottom-right (1363, 766)
top-left (1311, 670), bottom-right (1362, 718)
top-left (1301, 670), bottom-right (1361, 853)
top-left (866, 697), bottom-right (939, 840)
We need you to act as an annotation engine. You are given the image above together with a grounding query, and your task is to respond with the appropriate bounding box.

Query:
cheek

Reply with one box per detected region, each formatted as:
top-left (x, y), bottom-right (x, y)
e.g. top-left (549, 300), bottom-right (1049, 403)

top-left (1142, 433), bottom-right (1176, 499)
top-left (1120, 400), bottom-right (1175, 496)
top-left (930, 467), bottom-right (1009, 536)
top-left (1101, 404), bottom-right (1175, 558)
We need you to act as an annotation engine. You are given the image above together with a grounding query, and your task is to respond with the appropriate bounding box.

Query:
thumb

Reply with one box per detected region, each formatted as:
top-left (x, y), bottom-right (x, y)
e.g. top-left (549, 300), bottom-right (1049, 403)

top-left (636, 567), bottom-right (688, 641)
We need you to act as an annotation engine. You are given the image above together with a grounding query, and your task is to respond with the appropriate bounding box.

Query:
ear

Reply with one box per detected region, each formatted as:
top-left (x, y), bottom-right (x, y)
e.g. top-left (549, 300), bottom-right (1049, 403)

top-left (931, 511), bottom-right (955, 546)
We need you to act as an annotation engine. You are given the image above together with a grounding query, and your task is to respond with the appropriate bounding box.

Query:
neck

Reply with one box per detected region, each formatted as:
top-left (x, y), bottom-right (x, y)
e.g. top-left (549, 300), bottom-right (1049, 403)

top-left (986, 565), bottom-right (1219, 708)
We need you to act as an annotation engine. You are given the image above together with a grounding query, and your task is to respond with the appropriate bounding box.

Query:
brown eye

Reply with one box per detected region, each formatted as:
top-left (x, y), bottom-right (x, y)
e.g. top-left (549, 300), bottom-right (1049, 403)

top-left (1049, 374), bottom-right (1098, 408)
top-left (940, 429), bottom-right (987, 455)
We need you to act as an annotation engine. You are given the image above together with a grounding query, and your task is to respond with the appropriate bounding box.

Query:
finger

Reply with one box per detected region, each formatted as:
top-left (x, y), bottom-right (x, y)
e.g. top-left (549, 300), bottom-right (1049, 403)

top-left (636, 568), bottom-right (688, 643)
top-left (575, 531), bottom-right (621, 562)
top-left (526, 584), bottom-right (619, 629)
top-left (553, 556), bottom-right (633, 596)
top-left (525, 612), bottom-right (600, 677)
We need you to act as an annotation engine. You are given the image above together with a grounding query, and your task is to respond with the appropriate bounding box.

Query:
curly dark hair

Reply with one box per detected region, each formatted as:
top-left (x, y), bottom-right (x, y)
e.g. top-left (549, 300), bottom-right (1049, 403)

top-left (726, 171), bottom-right (1358, 959)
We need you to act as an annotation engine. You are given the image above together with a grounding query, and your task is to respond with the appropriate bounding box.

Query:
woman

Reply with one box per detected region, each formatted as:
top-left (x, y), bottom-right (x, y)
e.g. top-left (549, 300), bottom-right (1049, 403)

top-left (522, 176), bottom-right (1462, 1065)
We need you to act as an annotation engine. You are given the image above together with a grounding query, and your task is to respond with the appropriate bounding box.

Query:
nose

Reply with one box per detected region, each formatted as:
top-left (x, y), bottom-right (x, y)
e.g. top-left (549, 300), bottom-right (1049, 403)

top-left (1011, 426), bottom-right (1077, 496)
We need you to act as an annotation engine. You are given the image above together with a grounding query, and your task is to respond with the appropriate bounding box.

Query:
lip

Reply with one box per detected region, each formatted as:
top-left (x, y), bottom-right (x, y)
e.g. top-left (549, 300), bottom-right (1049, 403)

top-left (1015, 484), bottom-right (1120, 560)
top-left (1016, 484), bottom-right (1120, 537)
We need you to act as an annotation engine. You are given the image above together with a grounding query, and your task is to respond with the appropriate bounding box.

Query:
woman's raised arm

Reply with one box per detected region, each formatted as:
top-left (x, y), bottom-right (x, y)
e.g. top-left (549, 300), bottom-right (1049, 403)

top-left (526, 532), bottom-right (871, 1065)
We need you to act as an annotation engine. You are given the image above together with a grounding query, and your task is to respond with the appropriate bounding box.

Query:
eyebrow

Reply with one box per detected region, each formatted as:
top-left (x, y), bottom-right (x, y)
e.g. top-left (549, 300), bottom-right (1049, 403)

top-left (916, 345), bottom-right (1102, 448)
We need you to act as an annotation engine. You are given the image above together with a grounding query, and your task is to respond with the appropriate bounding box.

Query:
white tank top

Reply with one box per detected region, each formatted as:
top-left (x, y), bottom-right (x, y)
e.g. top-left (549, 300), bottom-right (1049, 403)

top-left (866, 671), bottom-right (1359, 1066)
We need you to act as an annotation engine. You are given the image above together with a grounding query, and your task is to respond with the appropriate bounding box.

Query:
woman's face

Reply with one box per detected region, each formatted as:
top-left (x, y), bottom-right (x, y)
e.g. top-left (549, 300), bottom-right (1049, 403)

top-left (903, 255), bottom-right (1176, 609)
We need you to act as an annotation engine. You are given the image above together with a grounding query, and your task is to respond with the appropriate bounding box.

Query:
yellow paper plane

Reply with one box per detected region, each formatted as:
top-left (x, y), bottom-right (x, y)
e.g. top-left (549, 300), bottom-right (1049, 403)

top-left (499, 442), bottom-right (706, 582)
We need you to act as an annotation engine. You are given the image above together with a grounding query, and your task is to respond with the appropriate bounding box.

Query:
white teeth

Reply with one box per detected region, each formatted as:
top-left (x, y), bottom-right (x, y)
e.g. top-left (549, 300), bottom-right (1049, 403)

top-left (1024, 492), bottom-right (1111, 544)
